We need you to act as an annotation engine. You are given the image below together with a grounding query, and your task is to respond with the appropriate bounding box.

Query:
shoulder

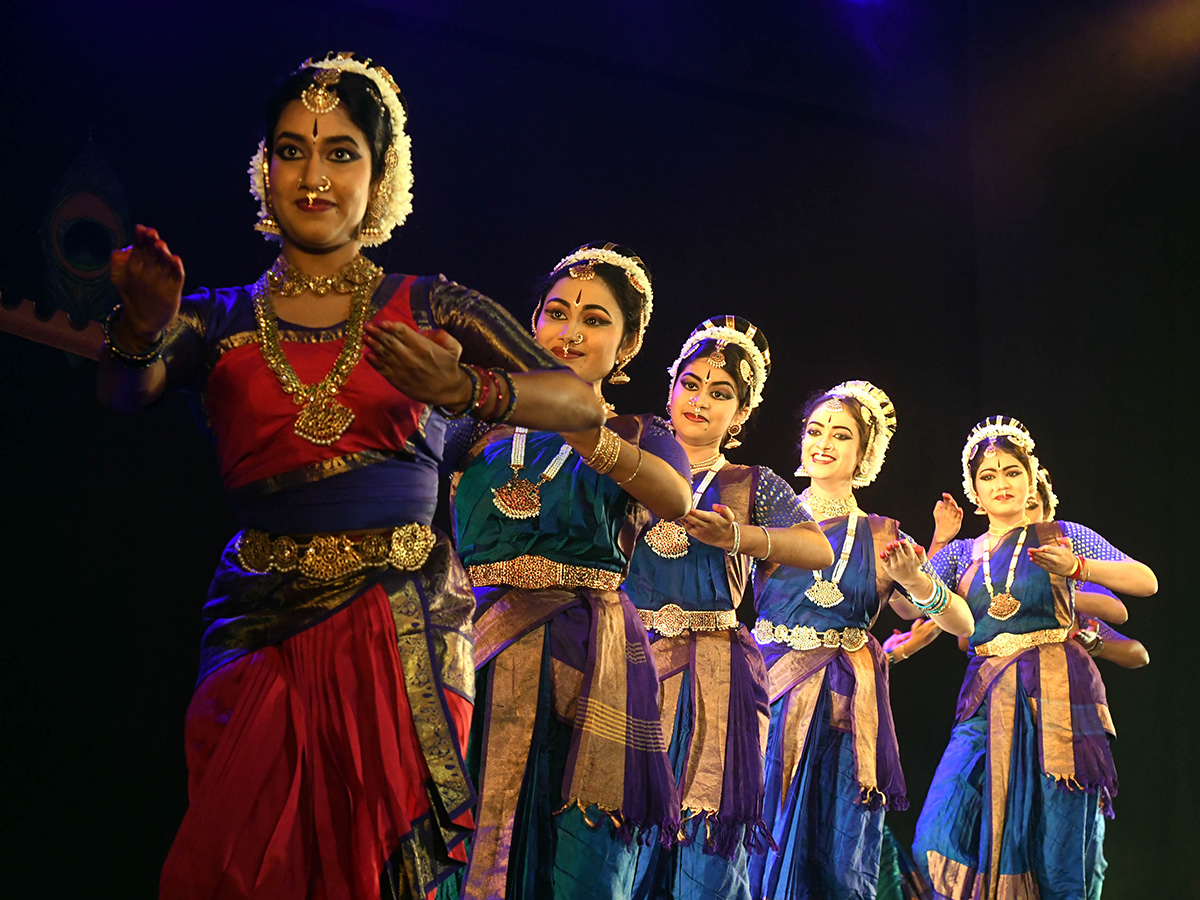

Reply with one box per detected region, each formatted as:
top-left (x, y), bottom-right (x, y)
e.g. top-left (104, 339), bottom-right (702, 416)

top-left (608, 412), bottom-right (669, 443)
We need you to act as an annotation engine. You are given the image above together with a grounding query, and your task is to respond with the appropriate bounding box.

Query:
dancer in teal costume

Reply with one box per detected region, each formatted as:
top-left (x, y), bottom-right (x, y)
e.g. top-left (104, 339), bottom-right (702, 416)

top-left (623, 317), bottom-right (833, 900)
top-left (913, 417), bottom-right (1157, 899)
top-left (749, 383), bottom-right (974, 900)
top-left (444, 243), bottom-right (693, 900)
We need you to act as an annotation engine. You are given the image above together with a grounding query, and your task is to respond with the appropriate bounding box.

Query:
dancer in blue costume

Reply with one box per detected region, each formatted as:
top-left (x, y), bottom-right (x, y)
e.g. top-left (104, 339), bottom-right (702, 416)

top-left (749, 383), bottom-right (975, 900)
top-left (445, 244), bottom-right (693, 900)
top-left (913, 417), bottom-right (1157, 899)
top-left (623, 317), bottom-right (834, 900)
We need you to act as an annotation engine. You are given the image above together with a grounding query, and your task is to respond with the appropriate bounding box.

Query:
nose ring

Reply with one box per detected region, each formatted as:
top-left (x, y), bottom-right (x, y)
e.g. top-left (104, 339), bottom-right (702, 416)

top-left (568, 333), bottom-right (584, 346)
top-left (299, 175), bottom-right (332, 203)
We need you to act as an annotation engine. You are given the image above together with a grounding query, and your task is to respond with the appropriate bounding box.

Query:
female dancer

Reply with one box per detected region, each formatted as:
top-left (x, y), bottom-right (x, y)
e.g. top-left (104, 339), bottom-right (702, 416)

top-left (749, 383), bottom-right (974, 900)
top-left (621, 317), bottom-right (833, 900)
top-left (98, 53), bottom-right (604, 900)
top-left (448, 243), bottom-right (692, 900)
top-left (913, 417), bottom-right (1156, 899)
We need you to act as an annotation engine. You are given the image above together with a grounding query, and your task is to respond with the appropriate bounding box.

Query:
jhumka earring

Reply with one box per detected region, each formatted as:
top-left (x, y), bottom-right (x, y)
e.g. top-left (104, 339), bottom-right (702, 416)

top-left (257, 155), bottom-right (282, 236)
top-left (725, 422), bottom-right (743, 449)
top-left (608, 355), bottom-right (632, 385)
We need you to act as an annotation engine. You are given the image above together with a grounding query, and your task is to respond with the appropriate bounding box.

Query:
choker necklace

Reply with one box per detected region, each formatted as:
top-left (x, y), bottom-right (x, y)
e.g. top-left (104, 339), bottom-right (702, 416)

top-left (799, 487), bottom-right (858, 521)
top-left (982, 523), bottom-right (1027, 621)
top-left (988, 516), bottom-right (1030, 537)
top-left (492, 428), bottom-right (574, 519)
top-left (644, 456), bottom-right (726, 558)
top-left (266, 254), bottom-right (383, 298)
top-left (689, 451), bottom-right (722, 472)
top-left (252, 267), bottom-right (379, 446)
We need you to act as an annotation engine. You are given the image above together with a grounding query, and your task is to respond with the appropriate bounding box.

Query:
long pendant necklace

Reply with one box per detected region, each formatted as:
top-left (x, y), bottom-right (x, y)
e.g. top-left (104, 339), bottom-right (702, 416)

top-left (644, 455), bottom-right (726, 559)
top-left (492, 428), bottom-right (574, 519)
top-left (982, 522), bottom-right (1028, 620)
top-left (252, 263), bottom-right (380, 446)
top-left (800, 505), bottom-right (859, 608)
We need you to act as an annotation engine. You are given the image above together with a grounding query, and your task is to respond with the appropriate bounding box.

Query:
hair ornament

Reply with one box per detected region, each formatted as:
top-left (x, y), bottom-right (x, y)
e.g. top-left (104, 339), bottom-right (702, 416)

top-left (667, 315), bottom-right (772, 411)
top-left (249, 51), bottom-right (413, 246)
top-left (301, 68), bottom-right (342, 114)
top-left (542, 244), bottom-right (654, 364)
top-left (960, 415), bottom-right (1041, 508)
top-left (796, 380), bottom-right (896, 487)
top-left (707, 339), bottom-right (729, 370)
top-left (1032, 466), bottom-right (1060, 520)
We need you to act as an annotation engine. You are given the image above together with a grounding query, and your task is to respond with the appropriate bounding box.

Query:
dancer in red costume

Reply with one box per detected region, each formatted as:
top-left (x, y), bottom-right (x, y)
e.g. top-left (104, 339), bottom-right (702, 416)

top-left (98, 53), bottom-right (604, 900)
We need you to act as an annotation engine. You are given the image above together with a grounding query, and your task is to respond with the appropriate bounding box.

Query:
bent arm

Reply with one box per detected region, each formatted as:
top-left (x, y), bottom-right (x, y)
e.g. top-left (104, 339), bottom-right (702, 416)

top-left (1075, 588), bottom-right (1129, 624)
top-left (739, 521), bottom-right (833, 569)
top-left (1081, 557), bottom-right (1157, 597)
top-left (562, 425), bottom-right (691, 520)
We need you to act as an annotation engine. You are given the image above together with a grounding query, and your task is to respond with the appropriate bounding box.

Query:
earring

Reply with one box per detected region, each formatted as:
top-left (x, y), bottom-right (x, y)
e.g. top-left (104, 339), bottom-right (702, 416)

top-left (973, 505), bottom-right (988, 516)
top-left (724, 422), bottom-right (742, 450)
top-left (256, 156), bottom-right (282, 237)
top-left (608, 356), bottom-right (631, 385)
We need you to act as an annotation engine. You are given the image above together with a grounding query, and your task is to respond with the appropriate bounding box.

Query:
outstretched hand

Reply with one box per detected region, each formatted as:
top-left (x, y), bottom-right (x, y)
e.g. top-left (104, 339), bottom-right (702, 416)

top-left (932, 492), bottom-right (963, 542)
top-left (109, 224), bottom-right (185, 340)
top-left (364, 321), bottom-right (472, 408)
top-left (682, 503), bottom-right (738, 550)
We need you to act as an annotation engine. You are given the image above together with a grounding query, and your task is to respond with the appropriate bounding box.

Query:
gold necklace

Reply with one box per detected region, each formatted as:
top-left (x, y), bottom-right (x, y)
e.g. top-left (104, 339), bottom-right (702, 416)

top-left (492, 428), bottom-right (574, 519)
top-left (251, 268), bottom-right (380, 445)
top-left (982, 525), bottom-right (1027, 621)
top-left (688, 451), bottom-right (722, 472)
top-left (644, 456), bottom-right (726, 558)
top-left (803, 511), bottom-right (859, 608)
top-left (799, 487), bottom-right (858, 521)
top-left (988, 516), bottom-right (1030, 537)
top-left (266, 254), bottom-right (383, 297)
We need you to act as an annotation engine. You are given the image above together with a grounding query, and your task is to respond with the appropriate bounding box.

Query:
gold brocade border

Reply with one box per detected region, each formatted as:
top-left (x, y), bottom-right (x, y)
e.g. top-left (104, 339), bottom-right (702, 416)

top-left (680, 631), bottom-right (732, 813)
top-left (766, 645), bottom-right (839, 702)
top-left (925, 850), bottom-right (979, 900)
top-left (1037, 643), bottom-right (1074, 779)
top-left (232, 449), bottom-right (412, 496)
top-left (387, 579), bottom-right (474, 828)
top-left (847, 648), bottom-right (882, 795)
top-left (473, 588), bottom-right (578, 668)
top-left (565, 591), bottom-right (630, 811)
top-left (778, 670), bottom-right (825, 805)
top-left (986, 664), bottom-right (1018, 900)
top-left (551, 656), bottom-right (583, 722)
top-left (658, 671), bottom-right (685, 752)
top-left (462, 628), bottom-right (544, 900)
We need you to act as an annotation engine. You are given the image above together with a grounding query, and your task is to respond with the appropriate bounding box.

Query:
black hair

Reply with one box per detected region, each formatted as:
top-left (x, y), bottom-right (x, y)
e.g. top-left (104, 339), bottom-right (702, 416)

top-left (264, 56), bottom-right (398, 179)
top-left (533, 242), bottom-right (651, 350)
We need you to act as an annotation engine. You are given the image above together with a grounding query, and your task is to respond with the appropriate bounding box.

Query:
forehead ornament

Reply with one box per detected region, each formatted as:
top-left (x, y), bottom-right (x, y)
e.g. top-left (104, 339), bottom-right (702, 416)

top-left (707, 339), bottom-right (729, 370)
top-left (983, 441), bottom-right (998, 458)
top-left (569, 261), bottom-right (597, 280)
top-left (823, 398), bottom-right (844, 413)
top-left (301, 68), bottom-right (342, 114)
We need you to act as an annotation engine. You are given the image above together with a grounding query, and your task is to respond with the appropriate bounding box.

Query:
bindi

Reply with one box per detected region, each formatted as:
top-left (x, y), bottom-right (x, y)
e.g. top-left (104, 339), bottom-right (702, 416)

top-left (312, 118), bottom-right (319, 138)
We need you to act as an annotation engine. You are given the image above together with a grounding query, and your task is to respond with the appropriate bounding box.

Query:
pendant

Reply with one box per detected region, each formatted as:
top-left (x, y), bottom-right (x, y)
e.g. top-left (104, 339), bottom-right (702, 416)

top-left (805, 579), bottom-right (845, 608)
top-left (988, 592), bottom-right (1021, 621)
top-left (493, 476), bottom-right (543, 519)
top-left (644, 520), bottom-right (690, 559)
top-left (294, 394), bottom-right (355, 445)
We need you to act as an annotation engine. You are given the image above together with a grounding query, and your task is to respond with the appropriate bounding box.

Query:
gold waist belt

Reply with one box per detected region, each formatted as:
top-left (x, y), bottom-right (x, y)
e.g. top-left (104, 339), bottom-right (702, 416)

top-left (637, 604), bottom-right (738, 637)
top-left (753, 618), bottom-right (869, 652)
top-left (467, 555), bottom-right (623, 591)
top-left (236, 524), bottom-right (436, 582)
top-left (973, 626), bottom-right (1071, 658)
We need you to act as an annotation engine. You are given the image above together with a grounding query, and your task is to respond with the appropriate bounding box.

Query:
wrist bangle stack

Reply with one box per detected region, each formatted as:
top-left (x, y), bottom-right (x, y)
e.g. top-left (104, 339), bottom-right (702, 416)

top-left (585, 426), bottom-right (621, 474)
top-left (102, 304), bottom-right (165, 367)
top-left (435, 364), bottom-right (480, 419)
top-left (910, 580), bottom-right (951, 616)
top-left (615, 446), bottom-right (643, 486)
top-left (727, 521), bottom-right (742, 556)
top-left (491, 368), bottom-right (518, 423)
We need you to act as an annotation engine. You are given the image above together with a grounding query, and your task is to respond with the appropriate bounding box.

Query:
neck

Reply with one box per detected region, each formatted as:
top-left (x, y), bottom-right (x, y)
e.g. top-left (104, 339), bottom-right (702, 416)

top-left (807, 477), bottom-right (854, 501)
top-left (281, 240), bottom-right (361, 276)
top-left (678, 435), bottom-right (723, 467)
top-left (987, 511), bottom-right (1029, 532)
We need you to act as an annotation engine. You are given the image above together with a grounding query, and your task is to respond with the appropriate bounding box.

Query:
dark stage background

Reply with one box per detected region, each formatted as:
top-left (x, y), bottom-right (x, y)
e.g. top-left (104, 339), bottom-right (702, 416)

top-left (2, 1), bottom-right (1196, 897)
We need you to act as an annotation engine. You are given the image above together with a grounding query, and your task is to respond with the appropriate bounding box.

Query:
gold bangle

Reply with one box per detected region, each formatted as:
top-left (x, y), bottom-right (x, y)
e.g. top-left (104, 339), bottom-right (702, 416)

top-left (615, 446), bottom-right (643, 486)
top-left (585, 426), bottom-right (621, 475)
top-left (758, 525), bottom-right (772, 560)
